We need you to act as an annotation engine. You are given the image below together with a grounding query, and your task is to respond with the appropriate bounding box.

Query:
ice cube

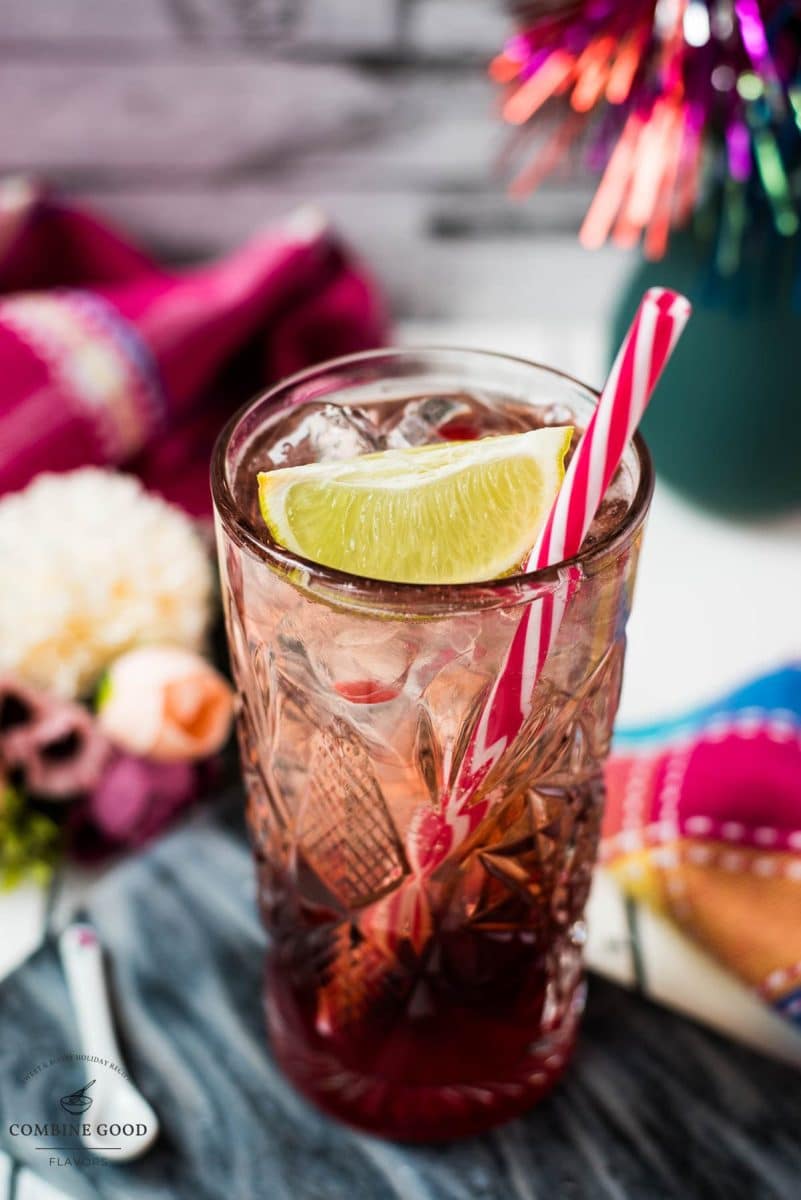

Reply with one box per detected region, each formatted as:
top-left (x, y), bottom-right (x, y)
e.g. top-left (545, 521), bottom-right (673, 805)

top-left (261, 402), bottom-right (384, 469)
top-left (583, 468), bottom-right (633, 549)
top-left (542, 403), bottom-right (575, 427)
top-left (385, 394), bottom-right (473, 448)
top-left (297, 618), bottom-right (411, 700)
top-left (418, 656), bottom-right (489, 793)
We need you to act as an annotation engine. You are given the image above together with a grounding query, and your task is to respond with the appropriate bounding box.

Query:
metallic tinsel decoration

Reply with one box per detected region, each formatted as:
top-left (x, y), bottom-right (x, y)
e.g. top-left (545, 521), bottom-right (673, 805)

top-left (494, 1), bottom-right (801, 267)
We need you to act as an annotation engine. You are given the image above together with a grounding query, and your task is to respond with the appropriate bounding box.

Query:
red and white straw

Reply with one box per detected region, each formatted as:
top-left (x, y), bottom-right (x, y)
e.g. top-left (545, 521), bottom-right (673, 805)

top-left (350, 289), bottom-right (691, 982)
top-left (411, 287), bottom-right (692, 874)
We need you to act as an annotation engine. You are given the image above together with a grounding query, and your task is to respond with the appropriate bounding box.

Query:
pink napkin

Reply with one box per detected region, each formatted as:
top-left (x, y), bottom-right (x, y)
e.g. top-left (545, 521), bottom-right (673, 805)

top-left (0, 181), bottom-right (389, 514)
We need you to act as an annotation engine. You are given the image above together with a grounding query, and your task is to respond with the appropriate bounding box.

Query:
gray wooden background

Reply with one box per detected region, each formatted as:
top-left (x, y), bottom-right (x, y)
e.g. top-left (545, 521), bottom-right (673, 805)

top-left (0, 0), bottom-right (634, 322)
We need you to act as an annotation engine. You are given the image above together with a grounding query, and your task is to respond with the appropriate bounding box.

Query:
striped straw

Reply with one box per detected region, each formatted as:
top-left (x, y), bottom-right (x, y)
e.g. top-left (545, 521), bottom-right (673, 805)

top-left (445, 287), bottom-right (692, 839)
top-left (349, 288), bottom-right (691, 984)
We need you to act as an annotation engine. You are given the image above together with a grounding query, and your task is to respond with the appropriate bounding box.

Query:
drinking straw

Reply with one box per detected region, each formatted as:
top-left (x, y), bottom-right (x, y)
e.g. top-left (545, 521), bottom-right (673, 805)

top-left (412, 287), bottom-right (692, 878)
top-left (324, 288), bottom-right (692, 1002)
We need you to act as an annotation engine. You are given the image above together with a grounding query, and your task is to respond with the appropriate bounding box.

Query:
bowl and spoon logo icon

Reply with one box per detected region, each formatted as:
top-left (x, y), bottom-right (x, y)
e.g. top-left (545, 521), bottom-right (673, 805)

top-left (59, 1079), bottom-right (95, 1116)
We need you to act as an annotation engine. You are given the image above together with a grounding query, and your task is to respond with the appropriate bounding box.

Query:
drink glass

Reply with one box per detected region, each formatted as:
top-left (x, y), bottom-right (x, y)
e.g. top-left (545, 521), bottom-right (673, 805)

top-left (211, 348), bottom-right (653, 1141)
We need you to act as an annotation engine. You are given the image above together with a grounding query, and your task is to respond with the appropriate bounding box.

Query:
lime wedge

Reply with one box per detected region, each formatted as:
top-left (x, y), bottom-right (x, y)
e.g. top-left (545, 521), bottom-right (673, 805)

top-left (257, 427), bottom-right (573, 585)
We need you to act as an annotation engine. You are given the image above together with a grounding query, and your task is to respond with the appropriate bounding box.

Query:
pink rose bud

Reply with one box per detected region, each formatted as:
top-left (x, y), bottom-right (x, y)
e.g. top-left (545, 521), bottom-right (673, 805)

top-left (97, 647), bottom-right (234, 763)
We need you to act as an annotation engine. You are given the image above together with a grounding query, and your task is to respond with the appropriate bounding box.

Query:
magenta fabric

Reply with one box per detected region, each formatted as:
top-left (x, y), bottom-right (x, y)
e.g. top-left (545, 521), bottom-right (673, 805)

top-left (0, 183), bottom-right (389, 514)
top-left (603, 665), bottom-right (801, 1026)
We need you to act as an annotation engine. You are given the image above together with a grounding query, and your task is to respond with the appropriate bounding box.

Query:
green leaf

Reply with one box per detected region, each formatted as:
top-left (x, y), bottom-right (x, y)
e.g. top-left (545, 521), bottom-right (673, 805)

top-left (0, 785), bottom-right (63, 890)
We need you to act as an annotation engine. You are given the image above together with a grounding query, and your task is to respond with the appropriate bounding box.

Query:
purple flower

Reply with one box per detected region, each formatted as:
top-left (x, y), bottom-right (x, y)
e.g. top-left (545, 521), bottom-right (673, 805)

top-left (0, 676), bottom-right (110, 799)
top-left (71, 753), bottom-right (200, 856)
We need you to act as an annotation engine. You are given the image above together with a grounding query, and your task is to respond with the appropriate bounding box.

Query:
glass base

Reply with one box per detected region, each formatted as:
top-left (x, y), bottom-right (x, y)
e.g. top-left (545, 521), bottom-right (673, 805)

top-left (265, 969), bottom-right (585, 1142)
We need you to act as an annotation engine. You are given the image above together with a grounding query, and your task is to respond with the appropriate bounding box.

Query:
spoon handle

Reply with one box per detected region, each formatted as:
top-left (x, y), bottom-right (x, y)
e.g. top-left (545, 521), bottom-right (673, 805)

top-left (59, 922), bottom-right (125, 1066)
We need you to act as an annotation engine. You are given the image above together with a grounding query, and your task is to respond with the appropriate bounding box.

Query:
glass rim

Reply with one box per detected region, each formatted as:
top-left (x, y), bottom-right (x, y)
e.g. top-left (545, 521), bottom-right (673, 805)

top-left (210, 346), bottom-right (654, 608)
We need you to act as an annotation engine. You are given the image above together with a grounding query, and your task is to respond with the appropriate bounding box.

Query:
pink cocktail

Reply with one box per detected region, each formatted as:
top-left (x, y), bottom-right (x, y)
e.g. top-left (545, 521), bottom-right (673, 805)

top-left (212, 348), bottom-right (653, 1141)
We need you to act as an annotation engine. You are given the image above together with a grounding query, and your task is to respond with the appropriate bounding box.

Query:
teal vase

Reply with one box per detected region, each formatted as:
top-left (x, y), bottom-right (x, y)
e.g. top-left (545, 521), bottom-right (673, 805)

top-left (610, 228), bottom-right (801, 516)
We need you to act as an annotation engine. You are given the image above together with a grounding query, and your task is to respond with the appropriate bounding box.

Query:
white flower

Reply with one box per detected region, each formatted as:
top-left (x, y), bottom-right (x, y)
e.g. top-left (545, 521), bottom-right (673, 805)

top-left (0, 470), bottom-right (215, 698)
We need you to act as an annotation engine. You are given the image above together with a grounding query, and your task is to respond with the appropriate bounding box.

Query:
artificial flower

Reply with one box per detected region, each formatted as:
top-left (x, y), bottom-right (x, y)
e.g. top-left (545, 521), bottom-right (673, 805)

top-left (0, 675), bottom-right (110, 798)
top-left (71, 752), bottom-right (199, 854)
top-left (97, 645), bottom-right (234, 763)
top-left (0, 469), bottom-right (214, 699)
